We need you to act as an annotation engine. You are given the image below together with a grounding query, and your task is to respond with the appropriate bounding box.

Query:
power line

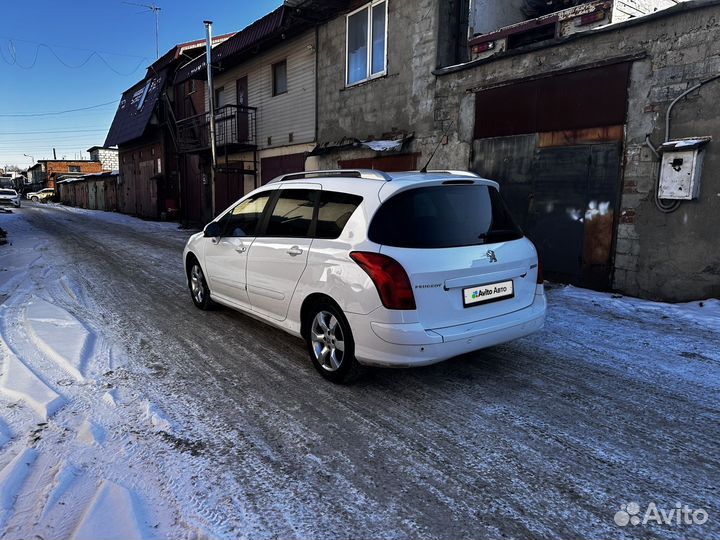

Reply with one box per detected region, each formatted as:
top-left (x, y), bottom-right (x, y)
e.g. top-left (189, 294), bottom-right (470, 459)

top-left (0, 37), bottom-right (150, 75)
top-left (0, 35), bottom-right (149, 59)
top-left (0, 128), bottom-right (108, 135)
top-left (0, 100), bottom-right (119, 118)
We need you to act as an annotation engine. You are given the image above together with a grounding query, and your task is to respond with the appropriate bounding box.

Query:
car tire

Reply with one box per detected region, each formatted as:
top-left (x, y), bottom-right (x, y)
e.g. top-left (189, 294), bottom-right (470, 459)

top-left (31, 196), bottom-right (39, 202)
top-left (188, 260), bottom-right (214, 310)
top-left (304, 301), bottom-right (361, 384)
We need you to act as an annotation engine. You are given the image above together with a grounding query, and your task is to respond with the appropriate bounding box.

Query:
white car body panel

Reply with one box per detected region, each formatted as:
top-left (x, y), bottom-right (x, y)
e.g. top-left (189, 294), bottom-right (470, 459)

top-left (0, 189), bottom-right (21, 207)
top-left (183, 171), bottom-right (546, 368)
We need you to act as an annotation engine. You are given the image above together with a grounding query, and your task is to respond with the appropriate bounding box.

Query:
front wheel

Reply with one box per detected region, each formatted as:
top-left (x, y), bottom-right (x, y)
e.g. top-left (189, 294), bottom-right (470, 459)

top-left (31, 196), bottom-right (39, 202)
top-left (188, 260), bottom-right (213, 310)
top-left (305, 302), bottom-right (361, 384)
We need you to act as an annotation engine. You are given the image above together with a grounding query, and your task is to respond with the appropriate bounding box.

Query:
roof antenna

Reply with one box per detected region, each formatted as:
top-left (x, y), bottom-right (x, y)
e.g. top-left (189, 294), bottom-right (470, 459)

top-left (420, 120), bottom-right (454, 173)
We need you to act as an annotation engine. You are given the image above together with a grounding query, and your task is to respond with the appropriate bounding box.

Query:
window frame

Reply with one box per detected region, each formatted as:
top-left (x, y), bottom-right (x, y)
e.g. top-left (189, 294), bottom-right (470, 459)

top-left (214, 190), bottom-right (275, 238)
top-left (272, 59), bottom-right (288, 97)
top-left (261, 188), bottom-right (320, 239)
top-left (345, 0), bottom-right (388, 87)
top-left (68, 165), bottom-right (81, 173)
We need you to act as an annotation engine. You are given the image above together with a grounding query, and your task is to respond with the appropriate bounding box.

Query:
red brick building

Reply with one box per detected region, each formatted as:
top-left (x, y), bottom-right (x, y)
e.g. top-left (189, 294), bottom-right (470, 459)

top-left (27, 160), bottom-right (104, 190)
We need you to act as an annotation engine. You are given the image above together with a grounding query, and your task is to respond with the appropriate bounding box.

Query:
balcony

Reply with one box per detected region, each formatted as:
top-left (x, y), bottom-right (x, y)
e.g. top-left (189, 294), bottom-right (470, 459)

top-left (177, 105), bottom-right (257, 154)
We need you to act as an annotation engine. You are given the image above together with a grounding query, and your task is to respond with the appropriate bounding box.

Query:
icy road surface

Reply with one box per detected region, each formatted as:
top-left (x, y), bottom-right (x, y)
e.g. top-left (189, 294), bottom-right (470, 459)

top-left (0, 202), bottom-right (718, 539)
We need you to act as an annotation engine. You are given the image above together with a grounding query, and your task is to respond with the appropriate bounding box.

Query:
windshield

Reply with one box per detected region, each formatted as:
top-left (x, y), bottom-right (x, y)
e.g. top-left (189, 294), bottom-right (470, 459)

top-left (0, 189), bottom-right (16, 195)
top-left (368, 184), bottom-right (523, 249)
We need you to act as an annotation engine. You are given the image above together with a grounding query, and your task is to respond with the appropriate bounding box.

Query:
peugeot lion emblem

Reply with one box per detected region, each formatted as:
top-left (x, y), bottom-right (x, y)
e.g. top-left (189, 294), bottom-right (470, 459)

top-left (486, 249), bottom-right (498, 263)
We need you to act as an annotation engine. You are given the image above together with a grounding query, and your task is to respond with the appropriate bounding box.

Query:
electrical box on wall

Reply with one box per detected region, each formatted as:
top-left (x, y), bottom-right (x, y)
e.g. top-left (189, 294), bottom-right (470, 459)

top-left (658, 138), bottom-right (711, 200)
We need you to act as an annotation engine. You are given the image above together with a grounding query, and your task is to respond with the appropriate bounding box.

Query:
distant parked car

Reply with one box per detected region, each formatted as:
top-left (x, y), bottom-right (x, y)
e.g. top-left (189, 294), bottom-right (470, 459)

top-left (26, 188), bottom-right (55, 203)
top-left (0, 188), bottom-right (21, 208)
top-left (183, 169), bottom-right (547, 383)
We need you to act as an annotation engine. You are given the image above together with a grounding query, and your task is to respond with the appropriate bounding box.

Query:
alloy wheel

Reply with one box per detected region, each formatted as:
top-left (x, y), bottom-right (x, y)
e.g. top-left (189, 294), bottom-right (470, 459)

top-left (310, 310), bottom-right (346, 372)
top-left (190, 264), bottom-right (206, 304)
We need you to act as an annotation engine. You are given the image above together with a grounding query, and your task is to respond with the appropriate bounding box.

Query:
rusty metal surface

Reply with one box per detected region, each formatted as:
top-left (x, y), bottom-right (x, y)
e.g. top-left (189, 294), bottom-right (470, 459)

top-left (474, 62), bottom-right (630, 139)
top-left (538, 125), bottom-right (624, 147)
top-left (472, 135), bottom-right (622, 290)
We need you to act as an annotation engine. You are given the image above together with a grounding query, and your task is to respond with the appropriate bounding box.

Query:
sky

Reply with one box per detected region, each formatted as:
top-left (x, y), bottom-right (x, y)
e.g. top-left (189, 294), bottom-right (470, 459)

top-left (0, 0), bottom-right (283, 169)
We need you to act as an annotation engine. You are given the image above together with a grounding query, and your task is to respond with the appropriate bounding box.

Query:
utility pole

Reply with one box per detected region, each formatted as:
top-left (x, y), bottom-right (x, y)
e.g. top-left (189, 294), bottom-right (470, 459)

top-left (204, 20), bottom-right (217, 217)
top-left (124, 2), bottom-right (162, 59)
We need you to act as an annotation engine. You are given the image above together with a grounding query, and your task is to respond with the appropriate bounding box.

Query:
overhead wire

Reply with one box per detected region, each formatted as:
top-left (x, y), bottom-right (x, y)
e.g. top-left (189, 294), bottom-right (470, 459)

top-left (0, 101), bottom-right (119, 118)
top-left (0, 36), bottom-right (150, 75)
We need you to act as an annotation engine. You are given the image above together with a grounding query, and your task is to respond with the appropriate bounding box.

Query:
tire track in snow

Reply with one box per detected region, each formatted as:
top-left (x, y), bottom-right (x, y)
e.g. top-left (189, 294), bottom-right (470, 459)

top-left (15, 203), bottom-right (720, 539)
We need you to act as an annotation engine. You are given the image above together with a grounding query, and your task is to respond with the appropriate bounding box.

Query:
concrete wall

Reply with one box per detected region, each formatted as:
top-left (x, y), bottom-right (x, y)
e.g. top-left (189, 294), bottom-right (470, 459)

top-left (316, 0), bottom-right (440, 163)
top-left (434, 2), bottom-right (720, 301)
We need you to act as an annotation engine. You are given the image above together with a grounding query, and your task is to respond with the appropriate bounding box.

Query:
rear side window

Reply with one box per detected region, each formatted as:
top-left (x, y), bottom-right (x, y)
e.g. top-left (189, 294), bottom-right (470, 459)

top-left (368, 185), bottom-right (522, 249)
top-left (316, 191), bottom-right (363, 239)
top-left (266, 189), bottom-right (317, 238)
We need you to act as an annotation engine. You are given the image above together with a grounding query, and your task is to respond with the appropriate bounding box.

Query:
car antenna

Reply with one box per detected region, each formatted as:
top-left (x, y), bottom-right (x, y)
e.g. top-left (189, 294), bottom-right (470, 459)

top-left (419, 120), bottom-right (455, 173)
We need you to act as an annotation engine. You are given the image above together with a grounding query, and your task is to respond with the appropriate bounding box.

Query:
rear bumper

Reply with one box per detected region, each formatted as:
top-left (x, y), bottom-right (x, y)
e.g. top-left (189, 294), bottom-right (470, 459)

top-left (348, 290), bottom-right (546, 368)
top-left (0, 200), bottom-right (20, 207)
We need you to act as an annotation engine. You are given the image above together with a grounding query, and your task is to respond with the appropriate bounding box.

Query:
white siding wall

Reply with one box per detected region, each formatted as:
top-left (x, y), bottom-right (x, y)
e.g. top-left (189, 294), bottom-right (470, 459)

top-left (211, 29), bottom-right (316, 150)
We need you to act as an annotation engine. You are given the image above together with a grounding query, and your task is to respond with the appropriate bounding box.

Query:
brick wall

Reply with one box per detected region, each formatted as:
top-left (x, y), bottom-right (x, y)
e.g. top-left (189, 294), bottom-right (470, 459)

top-left (45, 161), bottom-right (103, 189)
top-left (90, 148), bottom-right (119, 171)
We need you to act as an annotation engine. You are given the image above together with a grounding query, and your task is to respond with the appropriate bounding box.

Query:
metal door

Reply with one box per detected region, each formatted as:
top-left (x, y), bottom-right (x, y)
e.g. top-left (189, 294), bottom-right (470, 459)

top-left (524, 143), bottom-right (621, 288)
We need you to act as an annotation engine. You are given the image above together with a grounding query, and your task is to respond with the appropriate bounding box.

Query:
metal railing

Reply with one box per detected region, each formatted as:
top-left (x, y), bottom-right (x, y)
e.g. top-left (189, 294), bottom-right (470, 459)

top-left (177, 104), bottom-right (257, 153)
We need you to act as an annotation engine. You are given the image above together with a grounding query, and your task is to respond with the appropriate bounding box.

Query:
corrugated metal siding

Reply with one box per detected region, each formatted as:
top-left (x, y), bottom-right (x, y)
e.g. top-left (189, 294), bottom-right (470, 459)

top-left (211, 30), bottom-right (316, 150)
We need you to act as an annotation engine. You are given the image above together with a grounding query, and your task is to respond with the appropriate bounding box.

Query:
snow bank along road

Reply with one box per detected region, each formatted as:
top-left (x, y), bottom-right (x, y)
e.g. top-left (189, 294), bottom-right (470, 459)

top-left (0, 202), bottom-right (718, 539)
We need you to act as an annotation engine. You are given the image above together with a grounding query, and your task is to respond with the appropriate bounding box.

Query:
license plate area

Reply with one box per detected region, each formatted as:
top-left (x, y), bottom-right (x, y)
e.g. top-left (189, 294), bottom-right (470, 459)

top-left (463, 280), bottom-right (514, 308)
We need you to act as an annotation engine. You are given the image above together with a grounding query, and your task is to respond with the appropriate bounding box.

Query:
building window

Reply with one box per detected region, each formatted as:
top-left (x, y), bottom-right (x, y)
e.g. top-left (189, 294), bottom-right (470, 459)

top-left (137, 80), bottom-right (151, 110)
top-left (69, 165), bottom-right (80, 173)
top-left (346, 0), bottom-right (387, 86)
top-left (272, 60), bottom-right (288, 96)
top-left (215, 87), bottom-right (226, 109)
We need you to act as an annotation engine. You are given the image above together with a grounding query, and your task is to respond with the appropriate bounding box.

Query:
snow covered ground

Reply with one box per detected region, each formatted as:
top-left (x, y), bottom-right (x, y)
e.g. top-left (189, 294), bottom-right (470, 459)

top-left (0, 202), bottom-right (718, 539)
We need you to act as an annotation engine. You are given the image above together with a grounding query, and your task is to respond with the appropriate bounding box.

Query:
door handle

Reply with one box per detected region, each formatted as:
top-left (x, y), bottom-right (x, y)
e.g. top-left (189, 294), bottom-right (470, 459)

top-left (235, 246), bottom-right (247, 253)
top-left (287, 246), bottom-right (303, 256)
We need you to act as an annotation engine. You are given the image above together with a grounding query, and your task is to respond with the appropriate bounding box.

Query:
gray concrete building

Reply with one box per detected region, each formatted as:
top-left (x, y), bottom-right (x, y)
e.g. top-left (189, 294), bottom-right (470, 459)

top-left (433, 0), bottom-right (720, 301)
top-left (310, 0), bottom-right (719, 301)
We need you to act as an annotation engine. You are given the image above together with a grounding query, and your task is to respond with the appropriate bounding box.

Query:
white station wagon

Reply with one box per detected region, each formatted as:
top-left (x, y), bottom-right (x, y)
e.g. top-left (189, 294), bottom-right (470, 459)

top-left (183, 169), bottom-right (546, 383)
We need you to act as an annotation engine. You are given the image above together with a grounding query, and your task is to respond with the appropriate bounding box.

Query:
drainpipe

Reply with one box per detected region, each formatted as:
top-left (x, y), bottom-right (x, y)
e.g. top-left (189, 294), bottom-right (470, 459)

top-left (204, 20), bottom-right (217, 217)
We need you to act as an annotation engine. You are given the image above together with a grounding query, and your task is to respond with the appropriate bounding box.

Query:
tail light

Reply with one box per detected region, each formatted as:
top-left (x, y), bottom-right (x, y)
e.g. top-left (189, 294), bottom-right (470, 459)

top-left (350, 252), bottom-right (416, 310)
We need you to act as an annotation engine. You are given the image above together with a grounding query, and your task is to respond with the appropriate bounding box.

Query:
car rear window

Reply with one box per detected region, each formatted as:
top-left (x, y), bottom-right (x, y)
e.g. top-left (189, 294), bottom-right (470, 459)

top-left (0, 189), bottom-right (16, 195)
top-left (368, 185), bottom-right (523, 249)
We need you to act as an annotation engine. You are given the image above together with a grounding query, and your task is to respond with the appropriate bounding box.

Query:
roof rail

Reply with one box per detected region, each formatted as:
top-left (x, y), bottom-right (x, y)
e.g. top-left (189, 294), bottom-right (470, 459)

top-left (269, 169), bottom-right (392, 183)
top-left (426, 170), bottom-right (480, 177)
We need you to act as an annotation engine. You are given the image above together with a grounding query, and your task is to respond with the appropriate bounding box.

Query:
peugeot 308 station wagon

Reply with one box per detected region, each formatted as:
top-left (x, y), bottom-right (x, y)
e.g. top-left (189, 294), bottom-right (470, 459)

top-left (183, 170), bottom-right (546, 383)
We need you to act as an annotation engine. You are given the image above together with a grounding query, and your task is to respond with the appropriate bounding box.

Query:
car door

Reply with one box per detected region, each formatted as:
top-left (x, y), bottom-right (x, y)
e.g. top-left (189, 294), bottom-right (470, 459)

top-left (246, 186), bottom-right (319, 321)
top-left (203, 192), bottom-right (273, 308)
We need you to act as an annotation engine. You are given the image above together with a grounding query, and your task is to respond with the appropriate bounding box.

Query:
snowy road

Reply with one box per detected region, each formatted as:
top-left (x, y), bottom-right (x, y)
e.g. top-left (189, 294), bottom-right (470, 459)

top-left (1, 202), bottom-right (719, 539)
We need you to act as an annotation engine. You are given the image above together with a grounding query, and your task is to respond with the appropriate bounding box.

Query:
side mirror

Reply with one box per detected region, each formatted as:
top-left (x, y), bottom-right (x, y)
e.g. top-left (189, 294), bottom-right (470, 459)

top-left (204, 222), bottom-right (221, 238)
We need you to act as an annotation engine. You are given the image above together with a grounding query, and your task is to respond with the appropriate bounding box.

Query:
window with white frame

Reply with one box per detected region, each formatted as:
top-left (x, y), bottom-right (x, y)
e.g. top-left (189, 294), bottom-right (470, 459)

top-left (346, 0), bottom-right (387, 86)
